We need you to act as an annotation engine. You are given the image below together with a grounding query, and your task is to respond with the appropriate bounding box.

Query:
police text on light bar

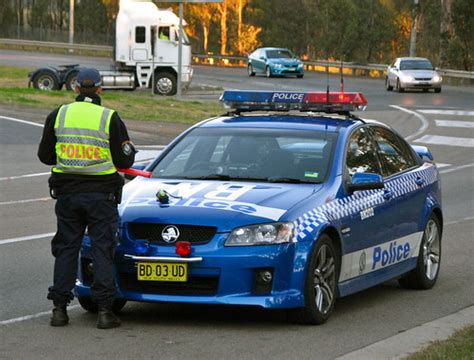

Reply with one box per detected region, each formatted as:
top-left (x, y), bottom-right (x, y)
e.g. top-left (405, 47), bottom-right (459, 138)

top-left (220, 90), bottom-right (368, 113)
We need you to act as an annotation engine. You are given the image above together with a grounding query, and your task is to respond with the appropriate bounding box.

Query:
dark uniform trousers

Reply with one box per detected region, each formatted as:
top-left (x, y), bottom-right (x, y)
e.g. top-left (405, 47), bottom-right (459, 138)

top-left (48, 192), bottom-right (119, 306)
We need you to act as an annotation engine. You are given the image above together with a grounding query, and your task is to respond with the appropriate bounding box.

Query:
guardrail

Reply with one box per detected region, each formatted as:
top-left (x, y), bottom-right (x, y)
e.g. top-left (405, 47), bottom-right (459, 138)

top-left (0, 38), bottom-right (113, 56)
top-left (2, 38), bottom-right (473, 83)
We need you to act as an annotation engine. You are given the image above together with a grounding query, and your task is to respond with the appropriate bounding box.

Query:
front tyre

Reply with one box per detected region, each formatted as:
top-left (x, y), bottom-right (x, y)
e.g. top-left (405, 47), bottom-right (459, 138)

top-left (247, 64), bottom-right (255, 77)
top-left (265, 66), bottom-right (272, 78)
top-left (153, 71), bottom-right (177, 96)
top-left (399, 214), bottom-right (441, 289)
top-left (288, 234), bottom-right (339, 325)
top-left (396, 78), bottom-right (404, 93)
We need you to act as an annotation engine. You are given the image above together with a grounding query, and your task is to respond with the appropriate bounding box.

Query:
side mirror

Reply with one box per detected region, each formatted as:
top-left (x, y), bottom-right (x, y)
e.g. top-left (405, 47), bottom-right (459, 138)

top-left (411, 145), bottom-right (434, 161)
top-left (124, 163), bottom-right (147, 180)
top-left (347, 172), bottom-right (384, 192)
top-left (260, 56), bottom-right (266, 60)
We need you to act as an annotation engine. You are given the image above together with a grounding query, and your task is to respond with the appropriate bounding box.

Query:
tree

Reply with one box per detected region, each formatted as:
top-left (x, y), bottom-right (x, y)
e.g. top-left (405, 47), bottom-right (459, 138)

top-left (215, 1), bottom-right (228, 55)
top-left (449, 0), bottom-right (473, 70)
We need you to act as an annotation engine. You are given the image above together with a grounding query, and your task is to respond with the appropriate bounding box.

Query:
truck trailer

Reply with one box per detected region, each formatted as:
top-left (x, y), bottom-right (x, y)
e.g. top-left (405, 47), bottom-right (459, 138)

top-left (28, 0), bottom-right (193, 96)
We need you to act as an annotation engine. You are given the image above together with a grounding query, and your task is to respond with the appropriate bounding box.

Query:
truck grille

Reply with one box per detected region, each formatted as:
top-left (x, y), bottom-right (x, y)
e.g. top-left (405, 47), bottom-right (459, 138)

top-left (118, 272), bottom-right (219, 295)
top-left (128, 222), bottom-right (217, 244)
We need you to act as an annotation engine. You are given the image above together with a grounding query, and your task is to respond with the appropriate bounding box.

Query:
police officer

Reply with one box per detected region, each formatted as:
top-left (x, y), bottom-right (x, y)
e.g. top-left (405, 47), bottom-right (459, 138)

top-left (38, 68), bottom-right (135, 329)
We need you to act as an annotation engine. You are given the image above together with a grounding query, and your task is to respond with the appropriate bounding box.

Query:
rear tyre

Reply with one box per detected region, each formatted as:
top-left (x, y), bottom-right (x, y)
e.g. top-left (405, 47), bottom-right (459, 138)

top-left (153, 71), bottom-right (177, 96)
top-left (65, 71), bottom-right (79, 91)
top-left (396, 78), bottom-right (404, 93)
top-left (32, 70), bottom-right (60, 91)
top-left (265, 66), bottom-right (272, 78)
top-left (399, 214), bottom-right (441, 290)
top-left (78, 296), bottom-right (127, 314)
top-left (385, 77), bottom-right (393, 91)
top-left (288, 234), bottom-right (339, 325)
top-left (247, 64), bottom-right (255, 77)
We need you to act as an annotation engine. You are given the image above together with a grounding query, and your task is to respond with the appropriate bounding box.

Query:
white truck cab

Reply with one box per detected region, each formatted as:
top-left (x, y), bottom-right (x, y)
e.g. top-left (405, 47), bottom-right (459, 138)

top-left (115, 0), bottom-right (193, 95)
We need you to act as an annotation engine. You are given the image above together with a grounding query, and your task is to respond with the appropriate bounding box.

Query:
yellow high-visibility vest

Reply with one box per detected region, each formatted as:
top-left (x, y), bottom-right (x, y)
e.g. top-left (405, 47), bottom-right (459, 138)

top-left (53, 102), bottom-right (117, 175)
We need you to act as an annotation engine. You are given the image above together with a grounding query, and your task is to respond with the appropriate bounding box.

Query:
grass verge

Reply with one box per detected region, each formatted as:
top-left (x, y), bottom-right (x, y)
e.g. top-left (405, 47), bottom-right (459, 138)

top-left (0, 65), bottom-right (223, 124)
top-left (406, 325), bottom-right (474, 360)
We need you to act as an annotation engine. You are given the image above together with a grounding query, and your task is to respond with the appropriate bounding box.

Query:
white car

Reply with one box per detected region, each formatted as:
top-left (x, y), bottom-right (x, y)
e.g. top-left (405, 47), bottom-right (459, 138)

top-left (386, 57), bottom-right (442, 93)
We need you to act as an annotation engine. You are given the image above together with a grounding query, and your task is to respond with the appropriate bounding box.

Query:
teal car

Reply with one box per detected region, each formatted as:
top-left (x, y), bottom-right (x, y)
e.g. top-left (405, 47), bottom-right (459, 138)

top-left (247, 47), bottom-right (304, 78)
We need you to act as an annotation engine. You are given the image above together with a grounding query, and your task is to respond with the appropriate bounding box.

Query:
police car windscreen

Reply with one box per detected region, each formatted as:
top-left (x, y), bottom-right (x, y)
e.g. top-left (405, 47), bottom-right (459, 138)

top-left (152, 128), bottom-right (337, 183)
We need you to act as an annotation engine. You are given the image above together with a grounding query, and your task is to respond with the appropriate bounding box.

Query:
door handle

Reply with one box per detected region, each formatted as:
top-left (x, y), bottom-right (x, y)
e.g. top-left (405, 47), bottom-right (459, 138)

top-left (415, 177), bottom-right (425, 186)
top-left (383, 189), bottom-right (393, 200)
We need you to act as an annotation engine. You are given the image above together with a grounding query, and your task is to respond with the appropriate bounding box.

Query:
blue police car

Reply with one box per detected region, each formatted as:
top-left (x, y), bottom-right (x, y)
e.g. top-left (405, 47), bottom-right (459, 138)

top-left (75, 90), bottom-right (442, 324)
top-left (247, 48), bottom-right (304, 78)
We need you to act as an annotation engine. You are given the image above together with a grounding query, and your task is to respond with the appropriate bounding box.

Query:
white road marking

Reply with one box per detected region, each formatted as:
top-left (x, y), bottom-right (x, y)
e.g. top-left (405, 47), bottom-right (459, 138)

top-left (435, 163), bottom-right (450, 168)
top-left (435, 120), bottom-right (474, 128)
top-left (0, 115), bottom-right (44, 127)
top-left (439, 162), bottom-right (474, 174)
top-left (418, 110), bottom-right (474, 116)
top-left (0, 232), bottom-right (55, 245)
top-left (0, 171), bottom-right (51, 181)
top-left (445, 216), bottom-right (474, 226)
top-left (134, 150), bottom-right (161, 162)
top-left (0, 197), bottom-right (51, 206)
top-left (389, 105), bottom-right (429, 141)
top-left (0, 305), bottom-right (80, 326)
top-left (414, 135), bottom-right (474, 148)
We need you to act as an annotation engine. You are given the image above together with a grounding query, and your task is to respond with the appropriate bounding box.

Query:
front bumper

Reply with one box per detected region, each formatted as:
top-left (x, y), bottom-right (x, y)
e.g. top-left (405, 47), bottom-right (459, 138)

top-left (400, 79), bottom-right (442, 89)
top-left (75, 235), bottom-right (312, 309)
top-left (270, 66), bottom-right (304, 76)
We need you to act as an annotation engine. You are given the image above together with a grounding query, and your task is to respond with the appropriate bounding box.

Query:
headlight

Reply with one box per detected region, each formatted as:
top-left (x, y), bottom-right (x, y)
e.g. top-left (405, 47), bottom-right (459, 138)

top-left (401, 75), bottom-right (414, 82)
top-left (225, 222), bottom-right (294, 246)
top-left (298, 63), bottom-right (304, 68)
top-left (272, 63), bottom-right (282, 69)
top-left (433, 75), bottom-right (442, 82)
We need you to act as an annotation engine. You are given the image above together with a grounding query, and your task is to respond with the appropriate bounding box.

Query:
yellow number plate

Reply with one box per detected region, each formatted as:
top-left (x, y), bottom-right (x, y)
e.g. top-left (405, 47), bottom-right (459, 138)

top-left (137, 262), bottom-right (188, 282)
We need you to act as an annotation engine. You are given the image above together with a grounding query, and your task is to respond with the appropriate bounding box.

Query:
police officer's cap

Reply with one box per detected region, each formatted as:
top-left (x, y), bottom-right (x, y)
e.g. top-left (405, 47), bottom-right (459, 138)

top-left (77, 68), bottom-right (102, 88)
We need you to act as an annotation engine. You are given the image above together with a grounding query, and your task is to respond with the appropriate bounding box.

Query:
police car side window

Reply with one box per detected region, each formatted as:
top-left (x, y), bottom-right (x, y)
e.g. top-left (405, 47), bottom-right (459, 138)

top-left (346, 127), bottom-right (382, 176)
top-left (371, 126), bottom-right (416, 177)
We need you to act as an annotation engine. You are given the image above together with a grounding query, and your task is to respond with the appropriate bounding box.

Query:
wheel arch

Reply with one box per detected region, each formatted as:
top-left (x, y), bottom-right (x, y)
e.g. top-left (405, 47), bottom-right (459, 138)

top-left (431, 207), bottom-right (443, 237)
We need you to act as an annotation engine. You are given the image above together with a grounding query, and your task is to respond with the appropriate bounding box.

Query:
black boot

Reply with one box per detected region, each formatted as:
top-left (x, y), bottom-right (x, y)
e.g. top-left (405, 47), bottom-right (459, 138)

top-left (97, 306), bottom-right (121, 329)
top-left (50, 304), bottom-right (69, 327)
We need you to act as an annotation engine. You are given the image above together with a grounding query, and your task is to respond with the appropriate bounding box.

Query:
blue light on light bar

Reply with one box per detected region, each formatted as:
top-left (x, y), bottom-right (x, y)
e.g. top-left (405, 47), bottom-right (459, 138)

top-left (220, 90), bottom-right (368, 113)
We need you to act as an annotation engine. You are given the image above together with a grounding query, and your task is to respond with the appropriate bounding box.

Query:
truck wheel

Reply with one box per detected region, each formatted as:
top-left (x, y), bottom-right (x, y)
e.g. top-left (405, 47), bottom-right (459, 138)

top-left (154, 72), bottom-right (177, 96)
top-left (65, 72), bottom-right (79, 91)
top-left (288, 234), bottom-right (339, 325)
top-left (78, 296), bottom-right (127, 314)
top-left (399, 214), bottom-right (441, 289)
top-left (33, 70), bottom-right (60, 91)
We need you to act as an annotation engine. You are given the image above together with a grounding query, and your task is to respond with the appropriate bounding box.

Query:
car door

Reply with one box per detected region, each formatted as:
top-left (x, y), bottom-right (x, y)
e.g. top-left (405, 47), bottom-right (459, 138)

top-left (369, 125), bottom-right (425, 243)
top-left (337, 126), bottom-right (403, 284)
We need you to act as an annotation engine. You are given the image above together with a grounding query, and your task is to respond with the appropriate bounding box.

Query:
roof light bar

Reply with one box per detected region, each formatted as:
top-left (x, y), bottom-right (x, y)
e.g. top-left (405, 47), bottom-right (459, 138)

top-left (220, 90), bottom-right (368, 113)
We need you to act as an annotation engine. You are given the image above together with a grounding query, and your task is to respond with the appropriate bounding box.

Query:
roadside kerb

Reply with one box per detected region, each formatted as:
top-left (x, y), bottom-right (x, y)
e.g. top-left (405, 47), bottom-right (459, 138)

top-left (337, 305), bottom-right (474, 360)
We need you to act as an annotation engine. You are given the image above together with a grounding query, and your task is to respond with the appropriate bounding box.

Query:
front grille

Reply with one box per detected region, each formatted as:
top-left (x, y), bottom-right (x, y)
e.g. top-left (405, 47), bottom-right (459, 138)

top-left (415, 77), bottom-right (432, 81)
top-left (128, 222), bottom-right (217, 244)
top-left (118, 272), bottom-right (219, 295)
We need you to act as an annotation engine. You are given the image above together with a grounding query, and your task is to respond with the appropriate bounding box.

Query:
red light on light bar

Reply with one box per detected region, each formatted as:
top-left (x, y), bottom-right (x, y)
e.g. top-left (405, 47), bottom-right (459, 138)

top-left (304, 92), bottom-right (368, 106)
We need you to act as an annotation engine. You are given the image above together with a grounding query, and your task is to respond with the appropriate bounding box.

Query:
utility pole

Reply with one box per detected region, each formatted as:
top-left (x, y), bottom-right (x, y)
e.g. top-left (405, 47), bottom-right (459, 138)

top-left (409, 0), bottom-right (419, 57)
top-left (177, 1), bottom-right (183, 97)
top-left (69, 0), bottom-right (74, 52)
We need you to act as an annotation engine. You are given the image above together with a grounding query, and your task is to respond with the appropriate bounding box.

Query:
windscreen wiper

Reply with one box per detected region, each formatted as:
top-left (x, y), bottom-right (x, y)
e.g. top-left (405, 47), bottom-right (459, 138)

top-left (267, 177), bottom-right (316, 184)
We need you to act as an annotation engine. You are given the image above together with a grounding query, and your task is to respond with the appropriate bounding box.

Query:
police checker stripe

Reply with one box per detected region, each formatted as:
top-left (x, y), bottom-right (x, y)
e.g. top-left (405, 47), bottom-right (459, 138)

top-left (338, 231), bottom-right (423, 282)
top-left (58, 158), bottom-right (109, 167)
top-left (57, 135), bottom-right (109, 148)
top-left (293, 163), bottom-right (438, 242)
